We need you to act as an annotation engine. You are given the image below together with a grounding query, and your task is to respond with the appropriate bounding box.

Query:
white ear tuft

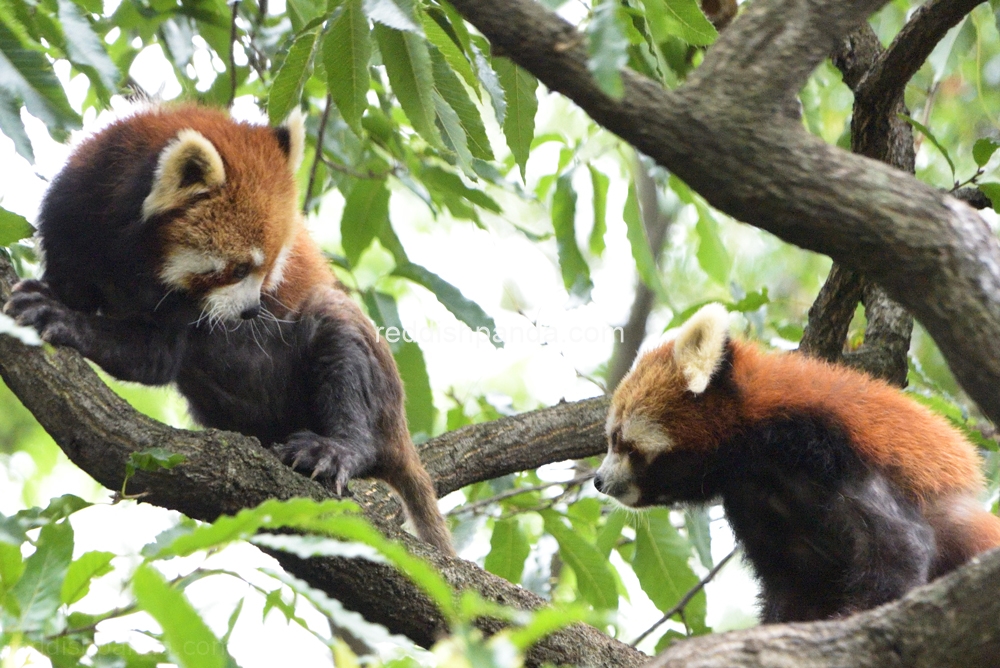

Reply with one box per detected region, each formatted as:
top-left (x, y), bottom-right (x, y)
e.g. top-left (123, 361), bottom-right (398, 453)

top-left (143, 129), bottom-right (225, 220)
top-left (673, 303), bottom-right (730, 394)
top-left (283, 107), bottom-right (306, 173)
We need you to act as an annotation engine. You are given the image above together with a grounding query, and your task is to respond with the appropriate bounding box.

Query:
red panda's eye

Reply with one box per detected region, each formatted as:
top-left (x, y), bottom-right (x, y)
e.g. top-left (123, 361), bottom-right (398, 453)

top-left (232, 263), bottom-right (251, 280)
top-left (610, 428), bottom-right (623, 452)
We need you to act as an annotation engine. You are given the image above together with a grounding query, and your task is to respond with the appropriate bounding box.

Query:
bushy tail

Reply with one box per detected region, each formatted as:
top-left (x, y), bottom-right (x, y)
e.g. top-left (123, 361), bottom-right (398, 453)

top-left (390, 452), bottom-right (455, 557)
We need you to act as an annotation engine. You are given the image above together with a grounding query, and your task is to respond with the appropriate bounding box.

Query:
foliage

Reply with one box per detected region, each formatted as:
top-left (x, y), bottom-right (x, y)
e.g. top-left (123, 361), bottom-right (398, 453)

top-left (1, 0), bottom-right (1000, 664)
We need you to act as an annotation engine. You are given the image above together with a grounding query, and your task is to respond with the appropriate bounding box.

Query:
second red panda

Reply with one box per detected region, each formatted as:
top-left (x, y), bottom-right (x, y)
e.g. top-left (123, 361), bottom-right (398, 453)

top-left (595, 303), bottom-right (1000, 622)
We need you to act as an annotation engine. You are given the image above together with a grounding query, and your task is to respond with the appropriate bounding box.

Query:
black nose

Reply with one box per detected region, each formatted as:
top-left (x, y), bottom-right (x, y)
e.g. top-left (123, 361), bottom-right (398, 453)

top-left (593, 473), bottom-right (604, 493)
top-left (240, 304), bottom-right (261, 320)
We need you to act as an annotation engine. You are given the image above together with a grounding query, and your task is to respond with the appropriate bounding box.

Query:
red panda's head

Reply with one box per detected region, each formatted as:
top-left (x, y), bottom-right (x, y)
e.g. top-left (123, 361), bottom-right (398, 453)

top-left (139, 107), bottom-right (306, 325)
top-left (595, 303), bottom-right (735, 507)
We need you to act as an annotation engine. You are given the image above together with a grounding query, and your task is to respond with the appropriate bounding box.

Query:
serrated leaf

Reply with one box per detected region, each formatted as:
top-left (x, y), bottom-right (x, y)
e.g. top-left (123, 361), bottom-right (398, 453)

top-left (0, 20), bottom-right (81, 136)
top-left (641, 0), bottom-right (718, 47)
top-left (432, 89), bottom-right (475, 177)
top-left (973, 138), bottom-right (999, 168)
top-left (552, 172), bottom-right (594, 303)
top-left (430, 45), bottom-right (493, 161)
top-left (542, 511), bottom-right (617, 610)
top-left (472, 43), bottom-right (505, 126)
top-left (899, 114), bottom-right (955, 182)
top-left (978, 182), bottom-right (1000, 213)
top-left (341, 178), bottom-right (390, 266)
top-left (624, 183), bottom-right (668, 301)
top-left (324, 0), bottom-right (370, 136)
top-left (61, 550), bottom-right (115, 605)
top-left (0, 89), bottom-right (33, 162)
top-left (494, 57), bottom-right (536, 182)
top-left (694, 203), bottom-right (730, 284)
top-left (484, 518), bottom-right (530, 584)
top-left (0, 206), bottom-right (33, 246)
top-left (250, 534), bottom-right (388, 561)
top-left (363, 0), bottom-right (421, 33)
top-left (374, 23), bottom-right (441, 146)
top-left (57, 0), bottom-right (120, 95)
top-left (423, 12), bottom-right (478, 93)
top-left (420, 165), bottom-right (501, 214)
top-left (267, 30), bottom-right (318, 125)
top-left (10, 521), bottom-right (74, 633)
top-left (632, 508), bottom-right (705, 632)
top-left (587, 1), bottom-right (629, 99)
top-left (588, 165), bottom-right (609, 256)
top-left (391, 261), bottom-right (503, 347)
top-left (132, 564), bottom-right (228, 668)
top-left (128, 448), bottom-right (186, 475)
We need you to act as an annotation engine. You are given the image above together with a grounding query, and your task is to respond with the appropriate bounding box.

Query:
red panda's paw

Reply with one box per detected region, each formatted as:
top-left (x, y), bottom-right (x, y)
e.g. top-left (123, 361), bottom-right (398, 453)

top-left (276, 431), bottom-right (377, 497)
top-left (4, 280), bottom-right (86, 349)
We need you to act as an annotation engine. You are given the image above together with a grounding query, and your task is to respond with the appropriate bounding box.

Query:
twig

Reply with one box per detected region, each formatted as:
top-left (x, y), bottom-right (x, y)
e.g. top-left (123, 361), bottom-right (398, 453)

top-left (322, 157), bottom-right (396, 181)
top-left (631, 549), bottom-right (738, 647)
top-left (447, 472), bottom-right (594, 516)
top-left (228, 0), bottom-right (240, 108)
top-left (304, 94), bottom-right (332, 213)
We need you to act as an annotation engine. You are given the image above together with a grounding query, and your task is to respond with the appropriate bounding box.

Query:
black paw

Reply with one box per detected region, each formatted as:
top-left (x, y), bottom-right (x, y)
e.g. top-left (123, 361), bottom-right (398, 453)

top-left (3, 280), bottom-right (84, 348)
top-left (275, 432), bottom-right (373, 496)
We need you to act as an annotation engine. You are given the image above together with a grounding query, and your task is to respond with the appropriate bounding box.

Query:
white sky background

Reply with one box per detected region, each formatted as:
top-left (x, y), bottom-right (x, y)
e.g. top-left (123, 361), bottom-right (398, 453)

top-left (0, 7), bottom-right (762, 664)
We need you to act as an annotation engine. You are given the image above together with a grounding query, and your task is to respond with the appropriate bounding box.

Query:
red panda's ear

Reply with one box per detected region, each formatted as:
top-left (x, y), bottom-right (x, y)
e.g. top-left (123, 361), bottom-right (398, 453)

top-left (143, 129), bottom-right (225, 220)
top-left (673, 303), bottom-right (729, 394)
top-left (275, 108), bottom-right (305, 174)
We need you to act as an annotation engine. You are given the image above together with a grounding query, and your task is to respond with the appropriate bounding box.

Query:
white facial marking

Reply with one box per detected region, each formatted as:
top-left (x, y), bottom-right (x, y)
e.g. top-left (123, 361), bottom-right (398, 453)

top-left (251, 248), bottom-right (265, 266)
top-left (595, 449), bottom-right (641, 507)
top-left (622, 415), bottom-right (673, 455)
top-left (160, 249), bottom-right (226, 288)
top-left (143, 129), bottom-right (226, 220)
top-left (673, 302), bottom-right (729, 394)
top-left (264, 242), bottom-right (293, 291)
top-left (205, 273), bottom-right (264, 322)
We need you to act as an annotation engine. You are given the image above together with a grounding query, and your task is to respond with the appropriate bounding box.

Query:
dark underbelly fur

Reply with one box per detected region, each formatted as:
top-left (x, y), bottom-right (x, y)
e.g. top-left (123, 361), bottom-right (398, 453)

top-left (712, 416), bottom-right (935, 622)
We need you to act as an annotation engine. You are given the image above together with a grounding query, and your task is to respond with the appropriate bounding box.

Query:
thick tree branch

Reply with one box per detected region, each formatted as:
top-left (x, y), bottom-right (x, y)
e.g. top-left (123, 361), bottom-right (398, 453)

top-left (448, 0), bottom-right (1000, 426)
top-left (648, 547), bottom-right (1000, 667)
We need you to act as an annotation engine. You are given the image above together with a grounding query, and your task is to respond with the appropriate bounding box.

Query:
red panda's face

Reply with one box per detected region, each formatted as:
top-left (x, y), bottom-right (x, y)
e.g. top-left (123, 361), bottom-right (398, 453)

top-left (139, 110), bottom-right (305, 326)
top-left (595, 304), bottom-right (732, 507)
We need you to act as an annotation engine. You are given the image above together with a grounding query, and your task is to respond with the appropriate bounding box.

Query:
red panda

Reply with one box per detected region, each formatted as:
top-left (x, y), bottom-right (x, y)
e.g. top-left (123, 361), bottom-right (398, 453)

top-left (595, 303), bottom-right (1000, 622)
top-left (3, 104), bottom-right (454, 555)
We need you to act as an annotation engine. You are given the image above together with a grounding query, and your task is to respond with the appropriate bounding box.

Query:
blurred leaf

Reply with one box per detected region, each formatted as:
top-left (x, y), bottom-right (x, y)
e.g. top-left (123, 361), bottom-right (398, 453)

top-left (0, 542), bottom-right (25, 591)
top-left (632, 508), bottom-right (706, 632)
top-left (57, 0), bottom-right (119, 96)
top-left (430, 45), bottom-right (493, 161)
top-left (595, 508), bottom-right (627, 558)
top-left (507, 604), bottom-right (593, 651)
top-left (363, 0), bottom-right (420, 33)
top-left (132, 564), bottom-right (229, 668)
top-left (641, 0), bottom-right (717, 47)
top-left (10, 521), bottom-right (74, 633)
top-left (126, 448), bottom-right (187, 478)
top-left (542, 511), bottom-right (618, 610)
top-left (484, 518), bottom-right (529, 584)
top-left (973, 138), bottom-right (1000, 168)
top-left (552, 172), bottom-right (594, 303)
top-left (588, 164), bottom-right (609, 256)
top-left (979, 182), bottom-right (1000, 213)
top-left (0, 206), bottom-right (33, 246)
top-left (0, 89), bottom-right (33, 162)
top-left (624, 182), bottom-right (668, 301)
top-left (61, 550), bottom-right (115, 605)
top-left (341, 178), bottom-right (390, 266)
top-left (587, 1), bottom-right (628, 99)
top-left (93, 643), bottom-right (168, 668)
top-left (375, 23), bottom-right (441, 146)
top-left (494, 57), bottom-right (537, 182)
top-left (694, 203), bottom-right (730, 284)
top-left (683, 507), bottom-right (712, 569)
top-left (250, 534), bottom-right (388, 561)
top-left (730, 287), bottom-right (769, 313)
top-left (899, 115), bottom-right (955, 182)
top-left (394, 335), bottom-right (435, 436)
top-left (267, 29), bottom-right (319, 124)
top-left (324, 0), bottom-right (370, 136)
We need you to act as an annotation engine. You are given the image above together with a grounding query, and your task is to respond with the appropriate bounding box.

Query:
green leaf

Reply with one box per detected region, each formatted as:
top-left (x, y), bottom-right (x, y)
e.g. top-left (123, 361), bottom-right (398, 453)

top-left (0, 206), bottom-right (33, 246)
top-left (494, 57), bottom-right (537, 182)
top-left (391, 261), bottom-right (502, 348)
top-left (694, 203), bottom-right (730, 284)
top-left (641, 0), bottom-right (718, 47)
top-left (57, 0), bottom-right (120, 95)
top-left (61, 550), bottom-right (115, 605)
top-left (0, 89), bottom-right (33, 162)
top-left (10, 521), bottom-right (74, 633)
top-left (973, 138), bottom-right (1000, 168)
top-left (632, 508), bottom-right (706, 632)
top-left (484, 518), bottom-right (530, 584)
top-left (552, 172), bottom-right (594, 303)
top-left (267, 30), bottom-right (318, 125)
top-left (587, 1), bottom-right (629, 99)
top-left (899, 114), bottom-right (955, 182)
top-left (430, 45), bottom-right (493, 161)
top-left (731, 287), bottom-right (769, 313)
top-left (978, 182), bottom-right (1000, 213)
top-left (420, 165), bottom-right (502, 214)
top-left (423, 12), bottom-right (478, 93)
top-left (683, 507), bottom-right (713, 569)
top-left (432, 89), bottom-right (475, 177)
top-left (0, 542), bottom-right (25, 592)
top-left (324, 0), bottom-right (370, 137)
top-left (588, 165), bottom-right (609, 256)
top-left (472, 43), bottom-right (505, 126)
top-left (340, 178), bottom-right (390, 266)
top-left (623, 183), bottom-right (668, 301)
top-left (0, 20), bottom-right (81, 137)
top-left (595, 509), bottom-right (627, 558)
top-left (363, 0), bottom-right (421, 33)
top-left (251, 534), bottom-right (387, 561)
top-left (131, 564), bottom-right (228, 668)
top-left (542, 511), bottom-right (618, 610)
top-left (374, 23), bottom-right (441, 146)
top-left (127, 448), bottom-right (187, 478)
